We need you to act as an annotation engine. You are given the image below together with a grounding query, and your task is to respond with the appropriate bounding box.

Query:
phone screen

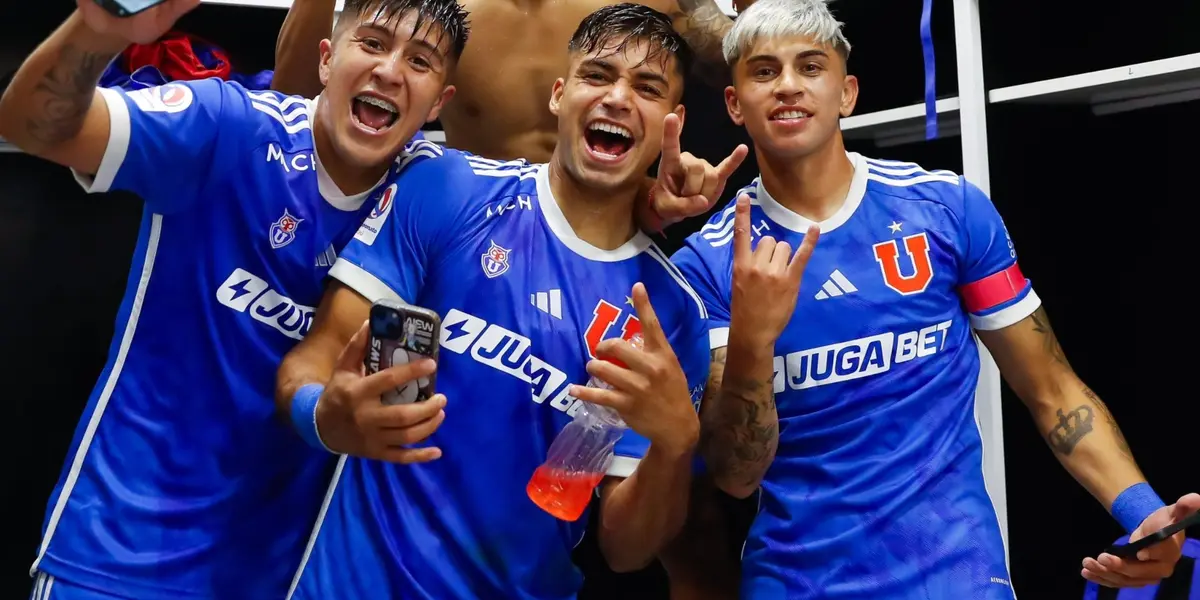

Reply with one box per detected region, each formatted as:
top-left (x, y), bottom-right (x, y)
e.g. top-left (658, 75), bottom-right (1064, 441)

top-left (102, 0), bottom-right (168, 15)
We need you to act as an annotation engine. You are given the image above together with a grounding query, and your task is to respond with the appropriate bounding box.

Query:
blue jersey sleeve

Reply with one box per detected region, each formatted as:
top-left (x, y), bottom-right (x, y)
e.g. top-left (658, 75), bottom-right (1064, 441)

top-left (74, 79), bottom-right (250, 214)
top-left (956, 179), bottom-right (1040, 330)
top-left (671, 241), bottom-right (733, 350)
top-left (609, 273), bottom-right (712, 477)
top-left (329, 145), bottom-right (471, 304)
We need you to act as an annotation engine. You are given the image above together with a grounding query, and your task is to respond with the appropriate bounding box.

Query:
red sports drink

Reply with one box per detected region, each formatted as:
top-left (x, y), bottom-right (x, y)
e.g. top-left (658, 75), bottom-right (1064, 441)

top-left (527, 335), bottom-right (643, 521)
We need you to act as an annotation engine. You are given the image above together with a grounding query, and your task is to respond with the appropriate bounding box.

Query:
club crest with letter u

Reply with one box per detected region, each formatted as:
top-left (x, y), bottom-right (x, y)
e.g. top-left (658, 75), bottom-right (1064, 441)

top-left (269, 209), bottom-right (304, 249)
top-left (481, 241), bottom-right (512, 279)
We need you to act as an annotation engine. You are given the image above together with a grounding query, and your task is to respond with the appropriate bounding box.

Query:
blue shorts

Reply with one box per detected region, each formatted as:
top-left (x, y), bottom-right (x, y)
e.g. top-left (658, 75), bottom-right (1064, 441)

top-left (30, 573), bottom-right (129, 600)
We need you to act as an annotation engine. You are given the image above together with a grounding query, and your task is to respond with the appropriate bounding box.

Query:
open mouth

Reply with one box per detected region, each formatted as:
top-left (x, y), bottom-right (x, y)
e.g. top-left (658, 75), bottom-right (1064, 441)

top-left (770, 109), bottom-right (811, 122)
top-left (352, 94), bottom-right (399, 133)
top-left (584, 121), bottom-right (634, 160)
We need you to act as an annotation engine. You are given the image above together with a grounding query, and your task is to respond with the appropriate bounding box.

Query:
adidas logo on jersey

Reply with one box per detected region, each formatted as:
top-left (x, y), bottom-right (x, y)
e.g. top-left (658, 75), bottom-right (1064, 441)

top-left (531, 290), bottom-right (563, 319)
top-left (815, 270), bottom-right (858, 300)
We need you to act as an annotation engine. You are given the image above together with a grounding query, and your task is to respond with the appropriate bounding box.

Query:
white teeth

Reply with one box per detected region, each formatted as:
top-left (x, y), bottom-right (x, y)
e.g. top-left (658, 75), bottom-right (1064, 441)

top-left (356, 95), bottom-right (398, 113)
top-left (772, 110), bottom-right (809, 120)
top-left (588, 122), bottom-right (632, 138)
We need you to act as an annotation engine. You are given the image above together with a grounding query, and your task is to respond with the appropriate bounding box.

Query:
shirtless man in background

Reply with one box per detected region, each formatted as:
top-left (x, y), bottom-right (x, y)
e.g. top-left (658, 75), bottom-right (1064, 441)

top-left (272, 0), bottom-right (738, 162)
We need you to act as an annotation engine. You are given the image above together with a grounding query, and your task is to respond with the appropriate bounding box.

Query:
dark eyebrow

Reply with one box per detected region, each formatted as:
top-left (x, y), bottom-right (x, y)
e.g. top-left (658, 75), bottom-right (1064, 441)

top-left (579, 57), bottom-right (671, 88)
top-left (357, 23), bottom-right (447, 60)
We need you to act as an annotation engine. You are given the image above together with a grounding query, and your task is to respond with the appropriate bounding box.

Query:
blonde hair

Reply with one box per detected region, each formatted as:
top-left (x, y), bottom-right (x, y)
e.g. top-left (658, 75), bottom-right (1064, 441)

top-left (723, 0), bottom-right (851, 65)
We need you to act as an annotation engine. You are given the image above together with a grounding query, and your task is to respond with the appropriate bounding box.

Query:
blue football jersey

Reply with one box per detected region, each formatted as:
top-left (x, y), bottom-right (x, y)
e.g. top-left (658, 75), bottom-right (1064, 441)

top-left (672, 153), bottom-right (1040, 599)
top-left (33, 80), bottom-right (413, 599)
top-left (288, 149), bottom-right (711, 600)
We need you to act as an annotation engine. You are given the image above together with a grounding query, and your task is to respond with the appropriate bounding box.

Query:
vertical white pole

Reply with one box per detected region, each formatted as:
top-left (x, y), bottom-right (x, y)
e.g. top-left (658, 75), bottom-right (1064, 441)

top-left (953, 0), bottom-right (1009, 568)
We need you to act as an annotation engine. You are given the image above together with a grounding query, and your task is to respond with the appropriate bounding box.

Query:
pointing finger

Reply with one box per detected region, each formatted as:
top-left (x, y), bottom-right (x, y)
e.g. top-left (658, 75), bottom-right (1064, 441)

top-left (660, 112), bottom-right (683, 172)
top-left (787, 224), bottom-right (821, 281)
top-left (716, 144), bottom-right (749, 181)
top-left (733, 194), bottom-right (752, 263)
top-left (630, 282), bottom-right (667, 349)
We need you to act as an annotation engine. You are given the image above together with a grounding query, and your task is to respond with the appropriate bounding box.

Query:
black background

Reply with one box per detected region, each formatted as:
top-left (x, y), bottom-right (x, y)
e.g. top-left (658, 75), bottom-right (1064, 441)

top-left (1, 1), bottom-right (1195, 599)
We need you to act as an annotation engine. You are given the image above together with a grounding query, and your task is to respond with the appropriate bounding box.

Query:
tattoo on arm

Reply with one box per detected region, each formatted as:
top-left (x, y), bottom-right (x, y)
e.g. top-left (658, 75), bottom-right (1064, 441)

top-left (1083, 386), bottom-right (1134, 461)
top-left (1029, 307), bottom-right (1070, 368)
top-left (27, 44), bottom-right (112, 146)
top-left (700, 347), bottom-right (779, 490)
top-left (674, 0), bottom-right (733, 86)
top-left (1046, 404), bottom-right (1094, 455)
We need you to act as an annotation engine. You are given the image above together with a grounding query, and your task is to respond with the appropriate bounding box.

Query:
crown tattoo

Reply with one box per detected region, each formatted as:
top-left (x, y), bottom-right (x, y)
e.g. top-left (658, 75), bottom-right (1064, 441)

top-left (1047, 406), bottom-right (1094, 454)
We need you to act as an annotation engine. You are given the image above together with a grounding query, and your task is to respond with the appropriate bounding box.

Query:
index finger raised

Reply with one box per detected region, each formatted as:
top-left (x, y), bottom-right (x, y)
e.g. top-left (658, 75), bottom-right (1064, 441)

top-left (733, 193), bottom-right (753, 263)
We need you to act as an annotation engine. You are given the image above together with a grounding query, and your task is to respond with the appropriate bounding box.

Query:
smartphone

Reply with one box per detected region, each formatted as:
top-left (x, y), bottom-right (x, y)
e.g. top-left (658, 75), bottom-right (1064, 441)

top-left (92, 0), bottom-right (170, 18)
top-left (365, 300), bottom-right (441, 405)
top-left (1104, 509), bottom-right (1200, 558)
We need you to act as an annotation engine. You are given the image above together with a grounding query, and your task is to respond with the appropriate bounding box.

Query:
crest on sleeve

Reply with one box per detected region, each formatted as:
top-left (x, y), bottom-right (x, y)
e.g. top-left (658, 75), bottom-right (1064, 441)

top-left (480, 241), bottom-right (512, 279)
top-left (269, 209), bottom-right (304, 249)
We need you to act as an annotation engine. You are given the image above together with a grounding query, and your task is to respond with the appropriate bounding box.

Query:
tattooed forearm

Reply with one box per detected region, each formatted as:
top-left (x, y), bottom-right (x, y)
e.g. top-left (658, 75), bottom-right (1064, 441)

top-left (1083, 386), bottom-right (1134, 461)
top-left (1029, 307), bottom-right (1070, 368)
top-left (1046, 404), bottom-right (1094, 455)
top-left (674, 0), bottom-right (733, 87)
top-left (700, 347), bottom-right (779, 493)
top-left (26, 44), bottom-right (114, 146)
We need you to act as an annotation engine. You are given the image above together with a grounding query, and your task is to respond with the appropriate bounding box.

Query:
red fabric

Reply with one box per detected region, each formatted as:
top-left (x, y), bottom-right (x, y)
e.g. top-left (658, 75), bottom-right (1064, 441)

top-left (122, 32), bottom-right (232, 82)
top-left (959, 262), bottom-right (1026, 313)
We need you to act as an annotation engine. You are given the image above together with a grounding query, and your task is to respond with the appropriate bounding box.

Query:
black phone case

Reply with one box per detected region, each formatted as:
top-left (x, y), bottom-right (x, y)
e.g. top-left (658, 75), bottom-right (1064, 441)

top-left (1103, 510), bottom-right (1200, 558)
top-left (365, 301), bottom-right (441, 405)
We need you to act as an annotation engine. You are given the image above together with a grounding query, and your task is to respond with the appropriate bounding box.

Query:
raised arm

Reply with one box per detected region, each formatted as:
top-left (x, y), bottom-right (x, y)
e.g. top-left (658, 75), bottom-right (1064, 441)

top-left (699, 195), bottom-right (818, 498)
top-left (0, 11), bottom-right (127, 172)
top-left (271, 0), bottom-right (337, 97)
top-left (668, 0), bottom-right (735, 88)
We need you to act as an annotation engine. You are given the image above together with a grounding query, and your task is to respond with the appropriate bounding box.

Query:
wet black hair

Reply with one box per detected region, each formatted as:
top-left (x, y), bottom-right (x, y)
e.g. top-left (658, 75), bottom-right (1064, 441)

top-left (567, 3), bottom-right (693, 80)
top-left (339, 0), bottom-right (471, 61)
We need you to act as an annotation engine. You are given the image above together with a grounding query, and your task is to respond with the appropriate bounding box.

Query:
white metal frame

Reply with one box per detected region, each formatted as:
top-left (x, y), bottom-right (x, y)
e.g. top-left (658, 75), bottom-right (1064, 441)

top-left (952, 0), bottom-right (1010, 563)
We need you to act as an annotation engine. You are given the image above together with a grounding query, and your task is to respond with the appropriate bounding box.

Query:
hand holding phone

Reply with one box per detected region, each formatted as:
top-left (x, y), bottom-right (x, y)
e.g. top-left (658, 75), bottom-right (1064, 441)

top-left (80, 0), bottom-right (200, 44)
top-left (310, 316), bottom-right (446, 464)
top-left (1104, 509), bottom-right (1200, 558)
top-left (365, 300), bottom-right (441, 405)
top-left (1083, 493), bottom-right (1200, 589)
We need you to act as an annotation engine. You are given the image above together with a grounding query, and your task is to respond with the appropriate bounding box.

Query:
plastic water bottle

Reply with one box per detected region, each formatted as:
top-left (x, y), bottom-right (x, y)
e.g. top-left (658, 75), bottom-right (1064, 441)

top-left (527, 334), bottom-right (643, 522)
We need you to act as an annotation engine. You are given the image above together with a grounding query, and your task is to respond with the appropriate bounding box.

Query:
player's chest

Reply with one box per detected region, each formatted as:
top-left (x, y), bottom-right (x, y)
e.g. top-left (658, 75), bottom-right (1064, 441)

top-left (790, 219), bottom-right (963, 329)
top-left (428, 229), bottom-right (649, 411)
top-left (206, 182), bottom-right (370, 340)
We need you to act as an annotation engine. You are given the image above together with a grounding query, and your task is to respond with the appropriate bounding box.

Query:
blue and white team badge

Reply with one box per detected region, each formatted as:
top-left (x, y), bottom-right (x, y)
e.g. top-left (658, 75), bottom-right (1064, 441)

top-left (481, 241), bottom-right (511, 279)
top-left (269, 209), bottom-right (304, 249)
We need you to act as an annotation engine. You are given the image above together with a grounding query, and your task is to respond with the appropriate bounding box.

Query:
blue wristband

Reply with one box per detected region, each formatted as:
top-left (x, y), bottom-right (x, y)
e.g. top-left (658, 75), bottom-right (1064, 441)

top-left (1111, 482), bottom-right (1165, 533)
top-left (291, 384), bottom-right (332, 453)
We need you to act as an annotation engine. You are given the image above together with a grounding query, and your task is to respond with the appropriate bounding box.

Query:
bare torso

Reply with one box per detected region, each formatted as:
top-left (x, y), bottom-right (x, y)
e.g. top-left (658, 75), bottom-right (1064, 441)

top-left (443, 0), bottom-right (674, 162)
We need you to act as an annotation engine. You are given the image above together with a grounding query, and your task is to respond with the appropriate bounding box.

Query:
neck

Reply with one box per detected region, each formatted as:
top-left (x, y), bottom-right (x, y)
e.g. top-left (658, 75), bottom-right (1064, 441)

top-left (313, 103), bottom-right (388, 196)
top-left (757, 135), bottom-right (855, 223)
top-left (546, 153), bottom-right (639, 251)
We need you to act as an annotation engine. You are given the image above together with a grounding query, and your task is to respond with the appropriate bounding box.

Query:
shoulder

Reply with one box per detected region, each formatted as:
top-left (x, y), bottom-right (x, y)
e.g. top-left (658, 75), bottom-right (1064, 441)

top-left (640, 242), bottom-right (709, 323)
top-left (678, 178), bottom-right (761, 257)
top-left (859, 153), bottom-right (977, 212)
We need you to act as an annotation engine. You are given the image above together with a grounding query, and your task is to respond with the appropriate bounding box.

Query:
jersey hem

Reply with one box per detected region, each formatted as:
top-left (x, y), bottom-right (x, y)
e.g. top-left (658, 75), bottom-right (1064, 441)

top-left (607, 455), bottom-right (641, 478)
top-left (34, 556), bottom-right (214, 600)
top-left (970, 289), bottom-right (1040, 331)
top-left (709, 327), bottom-right (730, 350)
top-left (329, 260), bottom-right (405, 304)
top-left (72, 87), bottom-right (130, 194)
